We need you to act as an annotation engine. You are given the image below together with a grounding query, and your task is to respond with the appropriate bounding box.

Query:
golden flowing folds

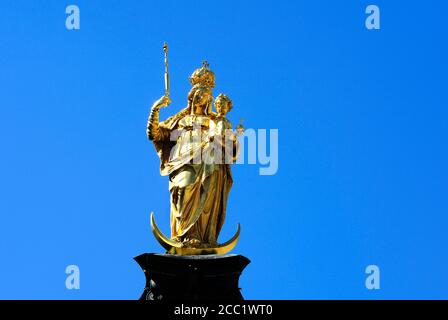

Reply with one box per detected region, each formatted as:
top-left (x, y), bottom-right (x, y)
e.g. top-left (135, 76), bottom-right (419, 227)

top-left (146, 62), bottom-right (243, 254)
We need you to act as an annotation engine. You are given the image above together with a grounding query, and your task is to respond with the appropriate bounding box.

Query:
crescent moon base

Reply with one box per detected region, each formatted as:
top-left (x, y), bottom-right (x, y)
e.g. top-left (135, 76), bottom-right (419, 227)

top-left (150, 212), bottom-right (241, 255)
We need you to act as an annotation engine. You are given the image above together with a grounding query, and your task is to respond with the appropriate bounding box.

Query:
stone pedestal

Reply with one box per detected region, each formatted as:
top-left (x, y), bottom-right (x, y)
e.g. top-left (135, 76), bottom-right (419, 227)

top-left (134, 253), bottom-right (250, 301)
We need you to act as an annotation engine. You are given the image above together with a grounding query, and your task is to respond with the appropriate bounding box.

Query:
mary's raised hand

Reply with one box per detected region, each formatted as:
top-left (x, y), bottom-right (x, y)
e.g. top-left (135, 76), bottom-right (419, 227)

top-left (154, 95), bottom-right (171, 109)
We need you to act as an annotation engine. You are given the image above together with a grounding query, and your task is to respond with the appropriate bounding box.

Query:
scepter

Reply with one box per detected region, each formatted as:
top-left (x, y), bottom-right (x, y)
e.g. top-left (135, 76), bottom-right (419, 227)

top-left (163, 42), bottom-right (170, 104)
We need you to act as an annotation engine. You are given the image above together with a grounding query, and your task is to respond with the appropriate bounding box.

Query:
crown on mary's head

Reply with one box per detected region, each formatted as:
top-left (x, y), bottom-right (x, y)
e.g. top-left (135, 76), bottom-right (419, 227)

top-left (189, 61), bottom-right (215, 89)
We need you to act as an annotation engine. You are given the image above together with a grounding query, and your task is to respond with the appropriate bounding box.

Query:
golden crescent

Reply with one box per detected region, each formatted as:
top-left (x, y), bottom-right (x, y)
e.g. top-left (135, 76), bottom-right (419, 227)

top-left (150, 212), bottom-right (240, 255)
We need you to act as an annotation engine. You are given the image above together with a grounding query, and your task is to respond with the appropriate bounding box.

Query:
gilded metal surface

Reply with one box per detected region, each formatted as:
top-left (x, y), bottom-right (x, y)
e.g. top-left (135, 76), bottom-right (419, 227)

top-left (150, 213), bottom-right (240, 255)
top-left (146, 45), bottom-right (244, 255)
top-left (163, 42), bottom-right (169, 98)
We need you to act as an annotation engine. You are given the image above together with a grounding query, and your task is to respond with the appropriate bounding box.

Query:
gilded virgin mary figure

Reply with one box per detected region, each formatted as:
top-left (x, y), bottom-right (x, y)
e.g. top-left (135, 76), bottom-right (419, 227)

top-left (146, 63), bottom-right (239, 249)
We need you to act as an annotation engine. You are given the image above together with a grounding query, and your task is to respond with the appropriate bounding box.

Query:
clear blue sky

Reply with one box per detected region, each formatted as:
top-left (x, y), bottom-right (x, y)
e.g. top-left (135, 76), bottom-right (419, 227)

top-left (0, 0), bottom-right (447, 299)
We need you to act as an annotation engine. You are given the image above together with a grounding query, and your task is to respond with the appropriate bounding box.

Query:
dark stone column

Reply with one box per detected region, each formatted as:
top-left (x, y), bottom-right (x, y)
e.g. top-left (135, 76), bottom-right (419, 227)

top-left (134, 253), bottom-right (250, 301)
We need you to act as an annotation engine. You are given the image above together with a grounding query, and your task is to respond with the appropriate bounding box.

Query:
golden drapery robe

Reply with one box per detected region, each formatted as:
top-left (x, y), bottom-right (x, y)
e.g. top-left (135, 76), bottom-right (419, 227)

top-left (151, 110), bottom-right (236, 246)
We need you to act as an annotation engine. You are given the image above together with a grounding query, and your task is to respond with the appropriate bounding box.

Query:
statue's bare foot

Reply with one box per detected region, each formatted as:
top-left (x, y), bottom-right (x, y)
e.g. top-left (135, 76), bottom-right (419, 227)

top-left (183, 238), bottom-right (201, 248)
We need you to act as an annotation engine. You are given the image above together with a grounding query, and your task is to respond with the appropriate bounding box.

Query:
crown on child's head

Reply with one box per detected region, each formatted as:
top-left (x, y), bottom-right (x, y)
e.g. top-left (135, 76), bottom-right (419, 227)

top-left (215, 93), bottom-right (233, 112)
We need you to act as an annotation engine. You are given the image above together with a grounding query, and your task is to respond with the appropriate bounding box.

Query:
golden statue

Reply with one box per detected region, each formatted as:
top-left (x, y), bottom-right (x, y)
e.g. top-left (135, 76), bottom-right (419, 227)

top-left (146, 44), bottom-right (243, 255)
